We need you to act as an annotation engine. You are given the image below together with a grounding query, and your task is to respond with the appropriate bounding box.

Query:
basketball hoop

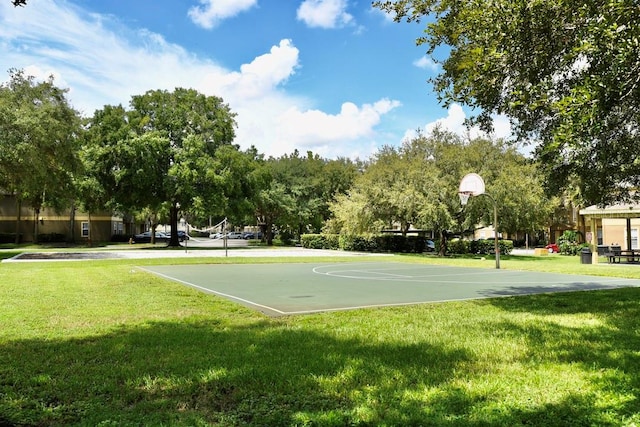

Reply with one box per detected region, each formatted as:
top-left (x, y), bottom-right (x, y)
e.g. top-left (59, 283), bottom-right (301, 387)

top-left (459, 191), bottom-right (471, 206)
top-left (458, 172), bottom-right (500, 269)
top-left (459, 173), bottom-right (485, 197)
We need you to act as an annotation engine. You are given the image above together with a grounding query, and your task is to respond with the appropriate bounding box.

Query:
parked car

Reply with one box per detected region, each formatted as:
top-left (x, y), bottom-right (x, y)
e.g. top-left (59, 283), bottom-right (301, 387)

top-left (243, 231), bottom-right (263, 240)
top-left (132, 231), bottom-right (169, 243)
top-left (227, 231), bottom-right (244, 239)
top-left (426, 239), bottom-right (435, 252)
top-left (209, 232), bottom-right (224, 239)
top-left (545, 243), bottom-right (559, 253)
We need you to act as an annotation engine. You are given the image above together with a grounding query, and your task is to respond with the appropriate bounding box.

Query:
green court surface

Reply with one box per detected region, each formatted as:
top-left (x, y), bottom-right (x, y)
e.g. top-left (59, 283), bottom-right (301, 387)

top-left (141, 262), bottom-right (640, 316)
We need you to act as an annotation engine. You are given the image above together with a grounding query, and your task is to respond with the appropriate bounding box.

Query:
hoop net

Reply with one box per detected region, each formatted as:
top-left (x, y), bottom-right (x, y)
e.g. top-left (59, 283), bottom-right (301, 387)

top-left (459, 192), bottom-right (471, 206)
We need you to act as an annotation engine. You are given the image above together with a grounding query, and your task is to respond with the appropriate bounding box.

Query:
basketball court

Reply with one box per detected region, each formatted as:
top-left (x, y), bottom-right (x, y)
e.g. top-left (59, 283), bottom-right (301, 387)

top-left (141, 261), bottom-right (640, 316)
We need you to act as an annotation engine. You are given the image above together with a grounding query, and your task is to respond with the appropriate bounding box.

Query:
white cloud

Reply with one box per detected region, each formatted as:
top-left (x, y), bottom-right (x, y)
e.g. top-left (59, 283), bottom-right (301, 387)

top-left (413, 56), bottom-right (439, 72)
top-left (0, 0), bottom-right (400, 160)
top-left (275, 99), bottom-right (401, 155)
top-left (296, 0), bottom-right (353, 29)
top-left (209, 39), bottom-right (300, 100)
top-left (188, 0), bottom-right (257, 29)
top-left (403, 104), bottom-right (513, 142)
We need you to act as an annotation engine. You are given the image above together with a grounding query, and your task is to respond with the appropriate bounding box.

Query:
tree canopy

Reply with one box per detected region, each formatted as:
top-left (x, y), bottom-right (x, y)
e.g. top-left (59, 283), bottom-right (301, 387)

top-left (326, 130), bottom-right (552, 253)
top-left (0, 69), bottom-right (81, 242)
top-left (82, 88), bottom-right (241, 246)
top-left (253, 150), bottom-right (358, 245)
top-left (374, 0), bottom-right (640, 205)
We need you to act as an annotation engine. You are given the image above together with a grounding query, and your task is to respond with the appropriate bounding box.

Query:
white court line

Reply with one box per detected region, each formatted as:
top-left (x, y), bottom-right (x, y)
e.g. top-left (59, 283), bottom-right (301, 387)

top-left (312, 263), bottom-right (640, 285)
top-left (138, 267), bottom-right (286, 315)
top-left (140, 264), bottom-right (640, 316)
top-left (313, 263), bottom-right (500, 282)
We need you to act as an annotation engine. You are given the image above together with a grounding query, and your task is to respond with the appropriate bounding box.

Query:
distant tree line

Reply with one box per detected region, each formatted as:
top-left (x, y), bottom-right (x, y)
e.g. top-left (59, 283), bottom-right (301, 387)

top-left (0, 68), bottom-right (560, 250)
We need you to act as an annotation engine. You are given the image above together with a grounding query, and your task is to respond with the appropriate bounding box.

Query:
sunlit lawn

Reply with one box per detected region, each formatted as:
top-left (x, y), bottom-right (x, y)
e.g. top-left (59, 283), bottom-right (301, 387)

top-left (1, 252), bottom-right (640, 426)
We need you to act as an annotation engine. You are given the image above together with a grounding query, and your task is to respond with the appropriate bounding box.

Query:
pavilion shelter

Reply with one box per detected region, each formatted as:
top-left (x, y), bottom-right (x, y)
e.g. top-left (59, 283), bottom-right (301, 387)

top-left (579, 203), bottom-right (640, 264)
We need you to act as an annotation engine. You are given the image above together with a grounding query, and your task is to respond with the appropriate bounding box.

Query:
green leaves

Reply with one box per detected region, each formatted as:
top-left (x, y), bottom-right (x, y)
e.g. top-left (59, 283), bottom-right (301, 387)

top-left (82, 88), bottom-right (243, 244)
top-left (374, 0), bottom-right (640, 205)
top-left (0, 69), bottom-right (81, 210)
top-left (327, 130), bottom-right (551, 253)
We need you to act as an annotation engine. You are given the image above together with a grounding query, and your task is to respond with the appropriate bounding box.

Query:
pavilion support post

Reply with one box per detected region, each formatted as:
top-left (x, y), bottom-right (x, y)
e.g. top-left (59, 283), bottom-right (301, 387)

top-left (627, 218), bottom-right (632, 250)
top-left (591, 217), bottom-right (599, 264)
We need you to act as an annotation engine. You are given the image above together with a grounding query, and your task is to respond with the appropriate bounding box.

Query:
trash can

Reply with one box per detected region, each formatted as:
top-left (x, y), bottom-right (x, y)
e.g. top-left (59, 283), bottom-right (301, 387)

top-left (581, 247), bottom-right (592, 264)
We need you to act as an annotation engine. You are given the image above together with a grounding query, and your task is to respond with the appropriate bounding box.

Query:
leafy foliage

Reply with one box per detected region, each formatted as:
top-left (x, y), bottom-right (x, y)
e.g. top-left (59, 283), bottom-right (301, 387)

top-left (327, 130), bottom-right (551, 254)
top-left (81, 88), bottom-right (245, 245)
top-left (0, 69), bottom-right (82, 242)
top-left (300, 233), bottom-right (341, 250)
top-left (557, 230), bottom-right (588, 255)
top-left (255, 151), bottom-right (358, 245)
top-left (374, 0), bottom-right (640, 205)
top-left (302, 233), bottom-right (431, 253)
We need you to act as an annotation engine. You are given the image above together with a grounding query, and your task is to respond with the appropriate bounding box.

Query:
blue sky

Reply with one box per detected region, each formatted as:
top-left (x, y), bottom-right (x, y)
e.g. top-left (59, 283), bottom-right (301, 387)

top-left (0, 0), bottom-right (511, 159)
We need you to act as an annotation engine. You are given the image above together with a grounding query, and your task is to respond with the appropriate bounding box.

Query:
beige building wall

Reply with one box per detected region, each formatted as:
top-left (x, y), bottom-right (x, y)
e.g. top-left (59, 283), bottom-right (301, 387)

top-left (602, 218), bottom-right (640, 249)
top-left (0, 195), bottom-right (125, 243)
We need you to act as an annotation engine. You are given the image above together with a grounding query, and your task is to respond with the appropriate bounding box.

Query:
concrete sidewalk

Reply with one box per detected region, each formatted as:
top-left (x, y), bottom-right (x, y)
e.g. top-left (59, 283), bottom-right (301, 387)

top-left (2, 246), bottom-right (387, 262)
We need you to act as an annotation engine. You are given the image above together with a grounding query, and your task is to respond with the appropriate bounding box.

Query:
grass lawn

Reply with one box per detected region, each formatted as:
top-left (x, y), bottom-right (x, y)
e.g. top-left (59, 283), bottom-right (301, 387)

top-left (1, 252), bottom-right (640, 426)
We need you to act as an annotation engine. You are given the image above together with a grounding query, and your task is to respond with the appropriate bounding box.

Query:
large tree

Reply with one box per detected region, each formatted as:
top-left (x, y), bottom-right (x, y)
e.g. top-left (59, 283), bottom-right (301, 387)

top-left (83, 88), bottom-right (240, 246)
top-left (327, 130), bottom-right (552, 254)
top-left (374, 0), bottom-right (640, 205)
top-left (257, 150), bottom-right (358, 243)
top-left (251, 151), bottom-right (358, 245)
top-left (0, 69), bottom-right (81, 243)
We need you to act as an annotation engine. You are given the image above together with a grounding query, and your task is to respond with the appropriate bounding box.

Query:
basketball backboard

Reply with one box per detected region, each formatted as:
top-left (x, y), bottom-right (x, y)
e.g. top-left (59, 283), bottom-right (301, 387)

top-left (459, 173), bottom-right (485, 196)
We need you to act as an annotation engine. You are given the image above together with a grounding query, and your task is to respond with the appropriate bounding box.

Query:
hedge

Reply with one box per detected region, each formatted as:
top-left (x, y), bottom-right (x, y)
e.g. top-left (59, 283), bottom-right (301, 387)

top-left (301, 234), bottom-right (429, 253)
top-left (468, 239), bottom-right (513, 255)
top-left (301, 234), bottom-right (512, 255)
top-left (300, 234), bottom-right (340, 250)
top-left (37, 233), bottom-right (66, 243)
top-left (0, 233), bottom-right (21, 243)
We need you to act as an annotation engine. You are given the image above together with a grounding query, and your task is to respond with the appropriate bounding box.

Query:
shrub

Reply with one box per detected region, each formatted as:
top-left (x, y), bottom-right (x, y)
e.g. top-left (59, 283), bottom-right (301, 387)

top-left (339, 235), bottom-right (378, 252)
top-left (38, 233), bottom-right (66, 243)
top-left (301, 233), bottom-right (434, 254)
top-left (499, 240), bottom-right (514, 255)
top-left (300, 234), bottom-right (339, 250)
top-left (557, 230), bottom-right (583, 255)
top-left (375, 235), bottom-right (427, 253)
top-left (0, 233), bottom-right (21, 243)
top-left (468, 239), bottom-right (513, 255)
top-left (448, 239), bottom-right (469, 254)
top-left (279, 229), bottom-right (295, 245)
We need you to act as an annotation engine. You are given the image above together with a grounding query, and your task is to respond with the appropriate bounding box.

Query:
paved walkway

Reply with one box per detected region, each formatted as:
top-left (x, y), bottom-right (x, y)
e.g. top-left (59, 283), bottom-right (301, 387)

top-left (2, 246), bottom-right (387, 262)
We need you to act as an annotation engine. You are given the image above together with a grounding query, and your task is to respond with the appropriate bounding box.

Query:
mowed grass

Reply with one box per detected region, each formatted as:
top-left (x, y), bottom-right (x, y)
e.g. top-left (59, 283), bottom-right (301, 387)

top-left (1, 253), bottom-right (640, 426)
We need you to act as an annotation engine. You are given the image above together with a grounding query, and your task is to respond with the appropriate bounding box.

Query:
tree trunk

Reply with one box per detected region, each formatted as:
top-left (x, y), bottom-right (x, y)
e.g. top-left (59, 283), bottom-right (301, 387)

top-left (33, 207), bottom-right (40, 244)
top-left (14, 198), bottom-right (21, 244)
top-left (265, 218), bottom-right (274, 246)
top-left (68, 202), bottom-right (76, 243)
top-left (438, 229), bottom-right (448, 256)
top-left (168, 203), bottom-right (180, 246)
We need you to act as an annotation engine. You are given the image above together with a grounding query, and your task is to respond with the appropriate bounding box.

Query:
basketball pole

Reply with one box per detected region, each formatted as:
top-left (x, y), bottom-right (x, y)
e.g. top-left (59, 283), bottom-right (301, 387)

top-left (461, 192), bottom-right (500, 269)
top-left (459, 173), bottom-right (500, 269)
top-left (483, 192), bottom-right (500, 269)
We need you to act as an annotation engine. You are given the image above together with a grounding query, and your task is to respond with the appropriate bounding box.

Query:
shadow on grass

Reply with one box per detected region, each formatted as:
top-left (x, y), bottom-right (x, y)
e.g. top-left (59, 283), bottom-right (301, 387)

top-left (2, 300), bottom-right (639, 426)
top-left (0, 320), bottom-right (467, 426)
top-left (486, 288), bottom-right (640, 422)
